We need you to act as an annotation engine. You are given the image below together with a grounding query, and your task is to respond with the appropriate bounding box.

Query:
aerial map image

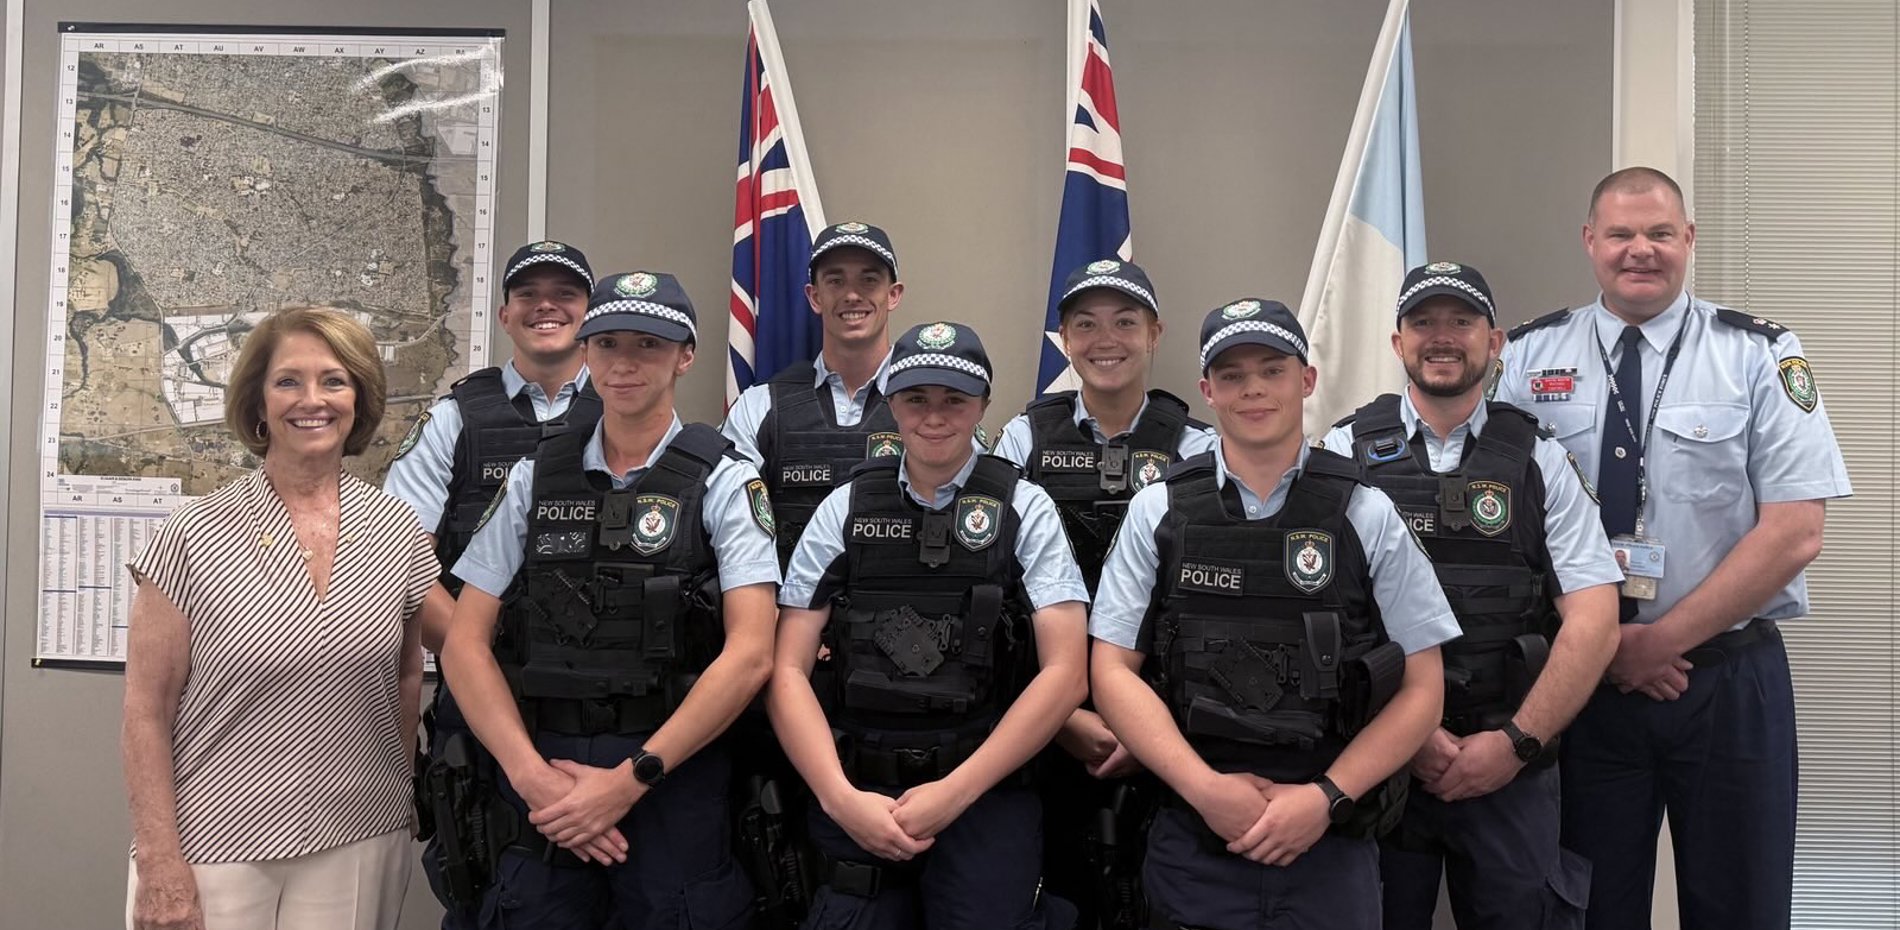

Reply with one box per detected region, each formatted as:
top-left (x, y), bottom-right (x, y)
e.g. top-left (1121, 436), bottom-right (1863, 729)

top-left (53, 35), bottom-right (497, 494)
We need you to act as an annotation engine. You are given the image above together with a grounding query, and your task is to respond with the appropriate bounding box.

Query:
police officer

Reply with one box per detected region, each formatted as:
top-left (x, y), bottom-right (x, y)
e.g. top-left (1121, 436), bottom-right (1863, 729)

top-left (1321, 261), bottom-right (1622, 929)
top-left (438, 271), bottom-right (779, 930)
top-left (385, 240), bottom-right (603, 923)
top-left (719, 221), bottom-right (914, 927)
top-left (766, 321), bottom-right (1089, 929)
top-left (1090, 299), bottom-right (1461, 930)
top-left (992, 258), bottom-right (1214, 930)
top-left (1496, 168), bottom-right (1850, 930)
top-left (724, 221), bottom-right (908, 565)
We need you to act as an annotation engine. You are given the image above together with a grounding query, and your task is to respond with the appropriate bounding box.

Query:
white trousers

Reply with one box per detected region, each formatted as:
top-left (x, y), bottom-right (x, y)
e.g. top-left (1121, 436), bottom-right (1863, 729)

top-left (127, 829), bottom-right (412, 930)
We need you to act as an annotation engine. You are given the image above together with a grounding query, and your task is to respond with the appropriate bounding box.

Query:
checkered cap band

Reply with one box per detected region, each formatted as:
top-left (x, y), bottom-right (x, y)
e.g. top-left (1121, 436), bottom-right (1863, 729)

top-left (506, 254), bottom-right (594, 289)
top-left (583, 299), bottom-right (697, 338)
top-left (888, 352), bottom-right (991, 384)
top-left (1200, 320), bottom-right (1309, 369)
top-left (1397, 275), bottom-right (1494, 317)
top-left (1062, 274), bottom-right (1157, 310)
top-left (814, 234), bottom-right (897, 272)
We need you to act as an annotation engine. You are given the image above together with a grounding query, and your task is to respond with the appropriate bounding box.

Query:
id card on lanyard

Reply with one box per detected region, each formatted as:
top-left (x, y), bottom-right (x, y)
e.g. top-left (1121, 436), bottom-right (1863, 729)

top-left (1596, 320), bottom-right (1687, 601)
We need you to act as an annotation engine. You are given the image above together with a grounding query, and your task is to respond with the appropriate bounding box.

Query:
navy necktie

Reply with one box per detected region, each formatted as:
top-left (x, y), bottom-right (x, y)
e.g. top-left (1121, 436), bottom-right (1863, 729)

top-left (1599, 325), bottom-right (1644, 622)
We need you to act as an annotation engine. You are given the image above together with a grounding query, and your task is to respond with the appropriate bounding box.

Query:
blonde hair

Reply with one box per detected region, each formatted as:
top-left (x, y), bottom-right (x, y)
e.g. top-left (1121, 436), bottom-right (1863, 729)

top-left (225, 307), bottom-right (386, 456)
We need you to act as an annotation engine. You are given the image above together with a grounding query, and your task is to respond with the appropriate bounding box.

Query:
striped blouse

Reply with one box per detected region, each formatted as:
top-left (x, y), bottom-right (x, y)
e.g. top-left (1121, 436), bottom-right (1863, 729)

top-left (129, 468), bottom-right (437, 864)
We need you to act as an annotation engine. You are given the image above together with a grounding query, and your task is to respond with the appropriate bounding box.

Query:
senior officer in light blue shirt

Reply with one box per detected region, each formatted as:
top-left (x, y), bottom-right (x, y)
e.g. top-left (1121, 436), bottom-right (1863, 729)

top-left (1324, 260), bottom-right (1622, 930)
top-left (1496, 167), bottom-right (1850, 930)
top-left (768, 321), bottom-right (1089, 930)
top-left (1089, 298), bottom-right (1460, 930)
top-left (440, 271), bottom-right (779, 930)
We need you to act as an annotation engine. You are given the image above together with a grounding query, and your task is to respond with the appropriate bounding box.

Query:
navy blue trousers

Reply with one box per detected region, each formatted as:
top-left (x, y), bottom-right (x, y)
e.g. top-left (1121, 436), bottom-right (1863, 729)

top-left (801, 783), bottom-right (1074, 930)
top-left (476, 732), bottom-right (753, 930)
top-left (1141, 806), bottom-right (1379, 930)
top-left (1560, 628), bottom-right (1797, 930)
top-left (1380, 763), bottom-right (1589, 930)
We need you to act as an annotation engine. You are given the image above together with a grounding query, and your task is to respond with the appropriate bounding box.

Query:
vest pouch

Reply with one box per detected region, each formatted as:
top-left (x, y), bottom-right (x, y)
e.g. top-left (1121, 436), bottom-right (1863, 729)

top-left (1300, 612), bottom-right (1343, 701)
top-left (1337, 640), bottom-right (1405, 738)
top-left (1180, 694), bottom-right (1325, 749)
top-left (843, 667), bottom-right (977, 716)
top-left (1335, 768), bottom-right (1410, 840)
top-left (1504, 632), bottom-right (1550, 707)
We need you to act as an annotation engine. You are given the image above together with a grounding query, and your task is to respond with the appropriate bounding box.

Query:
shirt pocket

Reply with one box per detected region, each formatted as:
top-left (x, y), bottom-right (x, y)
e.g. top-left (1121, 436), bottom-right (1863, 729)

top-left (1537, 403), bottom-right (1598, 457)
top-left (1653, 402), bottom-right (1750, 504)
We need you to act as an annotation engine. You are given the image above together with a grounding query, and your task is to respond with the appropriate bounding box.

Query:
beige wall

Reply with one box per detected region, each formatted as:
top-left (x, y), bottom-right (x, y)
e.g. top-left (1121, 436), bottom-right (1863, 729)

top-left (1, 2), bottom-right (1616, 928)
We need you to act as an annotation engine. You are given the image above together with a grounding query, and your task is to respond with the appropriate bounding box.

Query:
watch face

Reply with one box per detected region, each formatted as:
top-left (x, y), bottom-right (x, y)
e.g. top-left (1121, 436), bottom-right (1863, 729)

top-left (1330, 796), bottom-right (1356, 824)
top-left (634, 753), bottom-right (665, 784)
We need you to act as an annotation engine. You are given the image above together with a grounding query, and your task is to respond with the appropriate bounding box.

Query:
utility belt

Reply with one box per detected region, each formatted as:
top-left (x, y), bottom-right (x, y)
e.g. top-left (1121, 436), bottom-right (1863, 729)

top-left (833, 727), bottom-right (998, 789)
top-left (522, 691), bottom-right (674, 737)
top-left (1684, 618), bottom-right (1777, 668)
top-left (821, 855), bottom-right (921, 898)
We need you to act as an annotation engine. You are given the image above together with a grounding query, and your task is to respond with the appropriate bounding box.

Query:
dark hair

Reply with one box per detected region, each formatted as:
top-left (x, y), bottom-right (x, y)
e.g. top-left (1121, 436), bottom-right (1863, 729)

top-left (225, 307), bottom-right (387, 456)
top-left (1587, 167), bottom-right (1686, 222)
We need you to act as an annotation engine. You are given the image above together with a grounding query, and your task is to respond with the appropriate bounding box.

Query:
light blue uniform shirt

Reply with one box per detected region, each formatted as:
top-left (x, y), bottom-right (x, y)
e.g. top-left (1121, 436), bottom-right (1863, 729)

top-left (385, 361), bottom-right (591, 532)
top-left (1496, 293), bottom-right (1851, 625)
top-left (991, 393), bottom-right (1219, 468)
top-left (1090, 443), bottom-right (1462, 654)
top-left (451, 416), bottom-right (781, 598)
top-left (780, 450), bottom-right (1090, 612)
top-left (1321, 390), bottom-right (1625, 596)
top-left (722, 351), bottom-right (894, 467)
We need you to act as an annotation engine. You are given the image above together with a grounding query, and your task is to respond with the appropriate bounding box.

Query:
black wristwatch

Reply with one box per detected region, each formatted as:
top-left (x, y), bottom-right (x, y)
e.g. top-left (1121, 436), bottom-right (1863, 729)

top-left (1500, 721), bottom-right (1544, 763)
top-left (1313, 774), bottom-right (1356, 824)
top-left (631, 749), bottom-right (667, 787)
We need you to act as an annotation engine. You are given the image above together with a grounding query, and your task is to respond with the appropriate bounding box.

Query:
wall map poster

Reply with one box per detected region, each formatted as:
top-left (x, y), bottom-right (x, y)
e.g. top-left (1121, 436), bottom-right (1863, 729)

top-left (37, 25), bottom-right (503, 664)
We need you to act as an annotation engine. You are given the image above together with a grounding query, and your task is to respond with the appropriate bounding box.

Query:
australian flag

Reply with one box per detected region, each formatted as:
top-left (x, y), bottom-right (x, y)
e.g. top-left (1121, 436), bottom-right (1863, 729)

top-left (1038, 0), bottom-right (1133, 394)
top-left (727, 0), bottom-right (829, 407)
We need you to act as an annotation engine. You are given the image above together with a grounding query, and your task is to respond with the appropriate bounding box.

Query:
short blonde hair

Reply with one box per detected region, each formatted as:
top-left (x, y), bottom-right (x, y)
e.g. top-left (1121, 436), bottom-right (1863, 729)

top-left (225, 307), bottom-right (387, 456)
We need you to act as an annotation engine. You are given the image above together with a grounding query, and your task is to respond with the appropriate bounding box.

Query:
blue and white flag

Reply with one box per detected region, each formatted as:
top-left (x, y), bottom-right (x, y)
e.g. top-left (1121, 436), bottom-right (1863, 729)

top-left (727, 0), bottom-right (828, 408)
top-left (1297, 0), bottom-right (1426, 429)
top-left (1038, 0), bottom-right (1133, 394)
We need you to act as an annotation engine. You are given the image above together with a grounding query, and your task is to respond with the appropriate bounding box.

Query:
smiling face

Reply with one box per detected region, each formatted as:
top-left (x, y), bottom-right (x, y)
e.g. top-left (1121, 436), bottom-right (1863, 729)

top-left (807, 248), bottom-right (902, 349)
top-left (498, 265), bottom-right (590, 365)
top-left (1059, 289), bottom-right (1161, 395)
top-left (1199, 343), bottom-right (1314, 454)
top-left (1394, 297), bottom-right (1503, 399)
top-left (260, 330), bottom-right (357, 465)
top-left (1584, 185), bottom-right (1695, 322)
top-left (583, 330), bottom-right (693, 420)
top-left (890, 384), bottom-right (987, 474)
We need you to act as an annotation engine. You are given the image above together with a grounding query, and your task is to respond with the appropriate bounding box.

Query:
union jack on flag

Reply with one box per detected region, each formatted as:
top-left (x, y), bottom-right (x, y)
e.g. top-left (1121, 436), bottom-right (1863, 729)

top-left (1038, 0), bottom-right (1133, 394)
top-left (727, 0), bottom-right (828, 408)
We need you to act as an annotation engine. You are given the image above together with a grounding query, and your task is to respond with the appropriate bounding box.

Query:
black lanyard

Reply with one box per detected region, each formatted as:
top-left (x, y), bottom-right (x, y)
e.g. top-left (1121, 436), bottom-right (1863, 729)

top-left (1593, 321), bottom-right (1687, 537)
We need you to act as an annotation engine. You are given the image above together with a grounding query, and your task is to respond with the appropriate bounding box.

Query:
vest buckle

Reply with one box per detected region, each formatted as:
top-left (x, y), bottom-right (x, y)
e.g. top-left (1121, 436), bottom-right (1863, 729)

top-left (1098, 443), bottom-right (1131, 494)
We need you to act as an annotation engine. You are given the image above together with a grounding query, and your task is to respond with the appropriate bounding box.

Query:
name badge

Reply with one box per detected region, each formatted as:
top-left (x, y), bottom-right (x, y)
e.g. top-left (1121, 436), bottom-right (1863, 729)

top-left (533, 498), bottom-right (598, 523)
top-left (1039, 449), bottom-right (1097, 472)
top-left (849, 516), bottom-right (914, 543)
top-left (1610, 534), bottom-right (1665, 600)
top-left (780, 462), bottom-right (833, 488)
top-left (1528, 367), bottom-right (1580, 403)
top-left (479, 457), bottom-right (516, 484)
top-left (1177, 559), bottom-right (1245, 596)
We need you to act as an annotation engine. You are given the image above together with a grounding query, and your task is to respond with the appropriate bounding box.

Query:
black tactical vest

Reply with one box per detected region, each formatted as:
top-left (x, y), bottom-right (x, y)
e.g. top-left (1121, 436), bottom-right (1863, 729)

top-left (1341, 395), bottom-right (1555, 731)
top-left (1149, 450), bottom-right (1405, 789)
top-left (757, 361), bottom-right (901, 567)
top-left (1022, 389), bottom-right (1198, 592)
top-left (440, 368), bottom-right (602, 583)
top-left (826, 455), bottom-right (1031, 787)
top-left (497, 424), bottom-right (730, 737)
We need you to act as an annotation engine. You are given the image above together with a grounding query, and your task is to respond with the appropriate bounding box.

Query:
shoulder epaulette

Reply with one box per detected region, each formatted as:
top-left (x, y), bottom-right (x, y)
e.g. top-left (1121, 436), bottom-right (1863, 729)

top-left (1507, 308), bottom-right (1571, 341)
top-left (1712, 306), bottom-right (1790, 341)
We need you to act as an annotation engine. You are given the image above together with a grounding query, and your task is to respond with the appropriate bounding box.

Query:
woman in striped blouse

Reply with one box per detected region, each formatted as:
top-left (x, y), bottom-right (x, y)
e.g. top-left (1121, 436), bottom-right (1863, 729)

top-left (121, 308), bottom-right (440, 930)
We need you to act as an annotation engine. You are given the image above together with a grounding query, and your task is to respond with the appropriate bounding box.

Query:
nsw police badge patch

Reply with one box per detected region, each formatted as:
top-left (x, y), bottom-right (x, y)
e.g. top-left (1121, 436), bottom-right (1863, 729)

top-left (1468, 480), bottom-right (1511, 537)
top-left (630, 494), bottom-right (680, 555)
top-left (745, 479), bottom-right (775, 537)
top-left (1131, 450), bottom-right (1169, 490)
top-left (1285, 530), bottom-right (1334, 593)
top-left (955, 495), bottom-right (1002, 551)
top-left (1778, 357), bottom-right (1818, 413)
top-left (394, 409), bottom-right (431, 460)
top-left (867, 432), bottom-right (904, 458)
